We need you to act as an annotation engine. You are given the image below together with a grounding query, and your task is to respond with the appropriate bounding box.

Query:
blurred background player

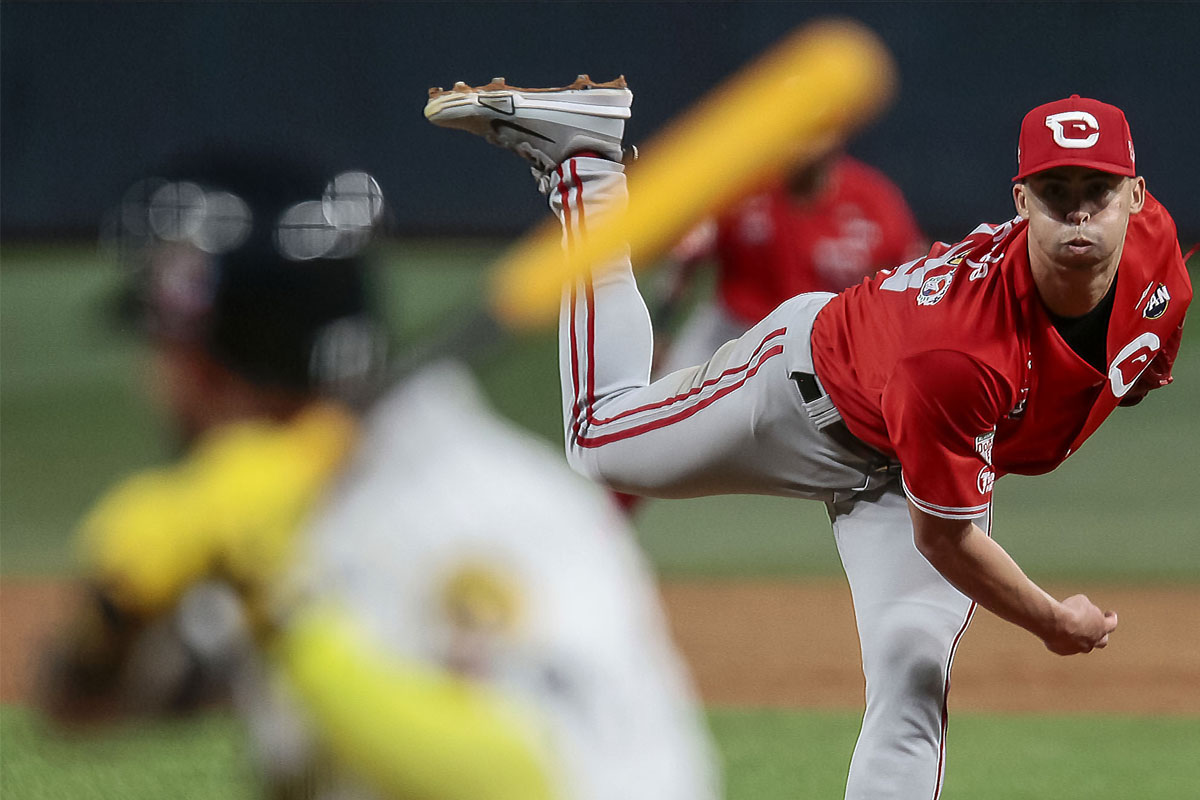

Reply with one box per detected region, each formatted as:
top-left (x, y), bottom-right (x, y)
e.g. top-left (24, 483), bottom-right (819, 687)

top-left (40, 146), bottom-right (718, 800)
top-left (655, 141), bottom-right (926, 375)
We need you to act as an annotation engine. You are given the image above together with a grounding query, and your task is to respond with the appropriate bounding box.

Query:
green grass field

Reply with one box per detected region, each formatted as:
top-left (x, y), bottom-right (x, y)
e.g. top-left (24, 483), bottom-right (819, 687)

top-left (2, 242), bottom-right (1198, 798)
top-left (3, 706), bottom-right (1197, 799)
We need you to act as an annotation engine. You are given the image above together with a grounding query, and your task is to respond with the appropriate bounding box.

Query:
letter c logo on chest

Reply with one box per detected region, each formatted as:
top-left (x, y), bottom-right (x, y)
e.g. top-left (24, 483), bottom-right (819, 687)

top-left (1108, 332), bottom-right (1161, 397)
top-left (1045, 111), bottom-right (1100, 149)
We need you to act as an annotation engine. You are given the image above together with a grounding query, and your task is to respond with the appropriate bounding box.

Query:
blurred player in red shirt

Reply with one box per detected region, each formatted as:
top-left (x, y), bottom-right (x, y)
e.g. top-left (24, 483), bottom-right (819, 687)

top-left (658, 147), bottom-right (927, 373)
top-left (620, 148), bottom-right (925, 513)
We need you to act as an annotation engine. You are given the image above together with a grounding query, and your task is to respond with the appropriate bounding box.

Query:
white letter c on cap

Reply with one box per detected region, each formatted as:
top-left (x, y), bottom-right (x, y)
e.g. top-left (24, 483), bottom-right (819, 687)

top-left (1045, 111), bottom-right (1100, 148)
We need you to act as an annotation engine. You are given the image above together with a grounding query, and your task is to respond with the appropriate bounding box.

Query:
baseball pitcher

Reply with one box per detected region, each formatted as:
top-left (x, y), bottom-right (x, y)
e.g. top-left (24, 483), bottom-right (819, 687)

top-left (427, 80), bottom-right (1191, 799)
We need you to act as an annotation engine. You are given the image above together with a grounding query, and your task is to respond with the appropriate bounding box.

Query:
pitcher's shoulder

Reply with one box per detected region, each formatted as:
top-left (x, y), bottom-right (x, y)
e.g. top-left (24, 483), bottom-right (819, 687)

top-left (1128, 192), bottom-right (1191, 295)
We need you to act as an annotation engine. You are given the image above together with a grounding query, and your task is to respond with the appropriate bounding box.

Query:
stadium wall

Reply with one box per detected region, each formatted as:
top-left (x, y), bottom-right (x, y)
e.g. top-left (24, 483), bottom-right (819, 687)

top-left (3, 2), bottom-right (1198, 241)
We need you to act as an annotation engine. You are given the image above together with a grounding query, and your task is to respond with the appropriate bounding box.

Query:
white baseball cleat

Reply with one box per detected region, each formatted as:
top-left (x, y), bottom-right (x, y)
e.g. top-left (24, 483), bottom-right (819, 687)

top-left (425, 75), bottom-right (632, 172)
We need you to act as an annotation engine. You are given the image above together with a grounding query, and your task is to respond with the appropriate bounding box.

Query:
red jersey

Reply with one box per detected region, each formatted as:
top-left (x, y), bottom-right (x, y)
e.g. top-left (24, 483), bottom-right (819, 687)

top-left (709, 156), bottom-right (926, 324)
top-left (810, 193), bottom-right (1191, 519)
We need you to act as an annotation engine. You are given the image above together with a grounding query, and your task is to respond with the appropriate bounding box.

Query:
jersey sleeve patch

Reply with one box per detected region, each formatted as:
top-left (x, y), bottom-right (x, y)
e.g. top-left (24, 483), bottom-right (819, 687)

top-left (440, 561), bottom-right (524, 636)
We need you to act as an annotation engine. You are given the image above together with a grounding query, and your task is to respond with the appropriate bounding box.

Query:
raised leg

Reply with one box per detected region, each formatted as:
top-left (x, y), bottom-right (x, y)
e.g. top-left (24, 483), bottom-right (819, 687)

top-left (548, 157), bottom-right (874, 501)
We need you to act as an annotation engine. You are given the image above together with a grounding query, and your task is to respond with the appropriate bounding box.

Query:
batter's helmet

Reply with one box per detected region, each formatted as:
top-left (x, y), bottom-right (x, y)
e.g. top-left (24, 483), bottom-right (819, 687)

top-left (110, 144), bottom-right (389, 397)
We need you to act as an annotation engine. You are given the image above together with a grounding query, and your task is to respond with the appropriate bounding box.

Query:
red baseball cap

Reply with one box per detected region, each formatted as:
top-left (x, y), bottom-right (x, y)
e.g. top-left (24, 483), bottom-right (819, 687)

top-left (1013, 94), bottom-right (1136, 181)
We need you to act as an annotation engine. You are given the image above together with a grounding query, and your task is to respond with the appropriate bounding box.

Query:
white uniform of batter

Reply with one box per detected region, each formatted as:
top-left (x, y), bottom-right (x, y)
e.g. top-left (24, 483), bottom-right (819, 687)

top-left (244, 362), bottom-right (719, 800)
top-left (551, 156), bottom-right (982, 799)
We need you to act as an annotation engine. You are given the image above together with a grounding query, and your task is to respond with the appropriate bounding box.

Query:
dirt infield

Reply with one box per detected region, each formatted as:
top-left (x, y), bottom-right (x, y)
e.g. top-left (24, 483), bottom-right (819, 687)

top-left (4, 578), bottom-right (1198, 713)
top-left (660, 580), bottom-right (1200, 714)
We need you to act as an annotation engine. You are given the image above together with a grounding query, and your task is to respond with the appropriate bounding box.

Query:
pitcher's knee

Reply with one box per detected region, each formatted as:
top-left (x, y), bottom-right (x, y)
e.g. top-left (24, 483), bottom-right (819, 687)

top-left (563, 443), bottom-right (598, 480)
top-left (861, 617), bottom-right (949, 726)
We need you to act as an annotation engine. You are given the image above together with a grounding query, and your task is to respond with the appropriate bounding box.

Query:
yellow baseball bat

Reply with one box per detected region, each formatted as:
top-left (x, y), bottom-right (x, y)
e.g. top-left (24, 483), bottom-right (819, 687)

top-left (487, 18), bottom-right (897, 329)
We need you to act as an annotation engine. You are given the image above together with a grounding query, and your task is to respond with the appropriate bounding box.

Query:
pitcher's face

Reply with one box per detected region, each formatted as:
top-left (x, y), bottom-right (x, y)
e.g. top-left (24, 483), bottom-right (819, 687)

top-left (1014, 166), bottom-right (1145, 271)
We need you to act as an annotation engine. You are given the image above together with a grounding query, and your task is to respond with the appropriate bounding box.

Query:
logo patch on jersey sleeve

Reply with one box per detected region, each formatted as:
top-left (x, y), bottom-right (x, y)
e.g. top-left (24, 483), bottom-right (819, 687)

top-left (916, 269), bottom-right (956, 306)
top-left (976, 466), bottom-right (995, 495)
top-left (974, 431), bottom-right (995, 465)
top-left (1142, 283), bottom-right (1171, 319)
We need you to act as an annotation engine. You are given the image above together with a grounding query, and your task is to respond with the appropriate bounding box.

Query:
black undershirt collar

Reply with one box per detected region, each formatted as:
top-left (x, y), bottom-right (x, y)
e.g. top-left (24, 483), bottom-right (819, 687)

top-left (1045, 275), bottom-right (1117, 374)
